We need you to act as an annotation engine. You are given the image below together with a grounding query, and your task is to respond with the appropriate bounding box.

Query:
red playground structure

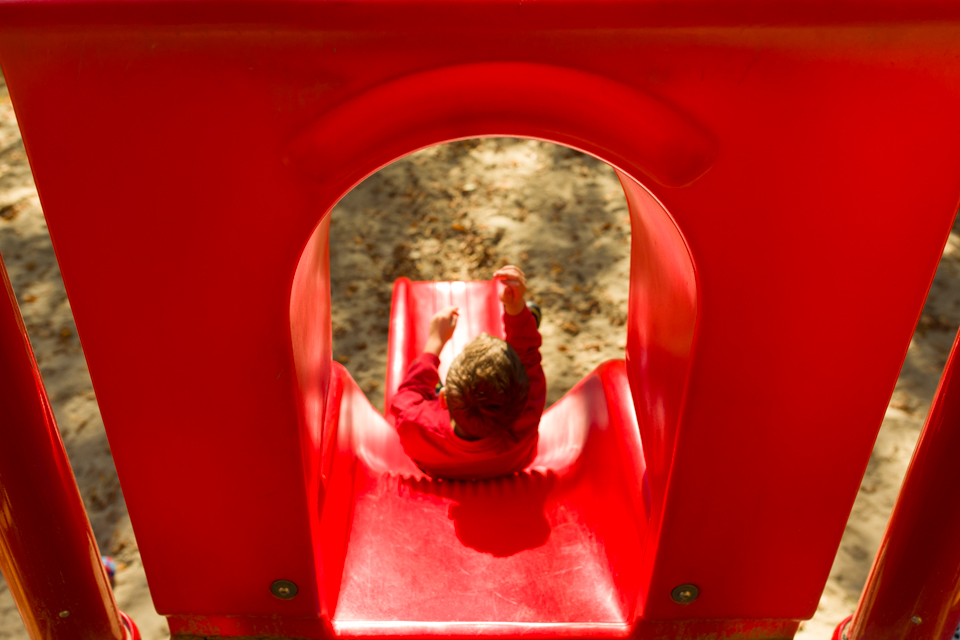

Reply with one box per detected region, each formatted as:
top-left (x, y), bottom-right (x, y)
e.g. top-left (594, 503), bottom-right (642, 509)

top-left (3, 1), bottom-right (960, 639)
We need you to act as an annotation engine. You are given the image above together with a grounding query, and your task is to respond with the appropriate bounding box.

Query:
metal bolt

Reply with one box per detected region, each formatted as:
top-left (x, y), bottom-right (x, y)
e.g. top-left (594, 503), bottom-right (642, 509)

top-left (671, 583), bottom-right (699, 604)
top-left (270, 579), bottom-right (298, 600)
top-left (59, 611), bottom-right (70, 618)
top-left (910, 616), bottom-right (922, 625)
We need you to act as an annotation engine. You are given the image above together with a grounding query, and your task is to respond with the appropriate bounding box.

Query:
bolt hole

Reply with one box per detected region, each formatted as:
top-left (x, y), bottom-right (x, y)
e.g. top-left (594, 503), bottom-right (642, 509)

top-left (270, 579), bottom-right (298, 600)
top-left (670, 583), bottom-right (699, 604)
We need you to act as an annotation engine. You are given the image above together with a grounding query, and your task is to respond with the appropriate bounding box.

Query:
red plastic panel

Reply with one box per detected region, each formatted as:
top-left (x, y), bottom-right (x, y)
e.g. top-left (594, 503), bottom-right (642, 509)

top-left (2, 4), bottom-right (960, 639)
top-left (292, 215), bottom-right (334, 608)
top-left (615, 172), bottom-right (697, 615)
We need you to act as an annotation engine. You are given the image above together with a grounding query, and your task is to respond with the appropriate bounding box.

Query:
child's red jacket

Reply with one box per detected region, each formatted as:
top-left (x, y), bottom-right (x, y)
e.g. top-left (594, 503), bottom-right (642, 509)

top-left (390, 307), bottom-right (546, 480)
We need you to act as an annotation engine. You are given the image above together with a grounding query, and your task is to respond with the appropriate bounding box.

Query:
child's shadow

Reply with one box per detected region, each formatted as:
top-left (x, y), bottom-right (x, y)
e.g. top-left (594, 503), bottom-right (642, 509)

top-left (404, 470), bottom-right (556, 557)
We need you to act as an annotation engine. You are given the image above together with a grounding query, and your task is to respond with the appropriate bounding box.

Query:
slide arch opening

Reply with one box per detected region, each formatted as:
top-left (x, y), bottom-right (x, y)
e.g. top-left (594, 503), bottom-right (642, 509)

top-left (329, 137), bottom-right (633, 414)
top-left (291, 131), bottom-right (699, 485)
top-left (289, 61), bottom-right (708, 500)
top-left (289, 134), bottom-right (698, 625)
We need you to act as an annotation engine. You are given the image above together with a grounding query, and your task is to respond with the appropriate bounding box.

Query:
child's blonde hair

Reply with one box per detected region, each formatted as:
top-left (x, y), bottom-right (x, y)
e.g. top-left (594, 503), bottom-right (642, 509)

top-left (445, 333), bottom-right (529, 439)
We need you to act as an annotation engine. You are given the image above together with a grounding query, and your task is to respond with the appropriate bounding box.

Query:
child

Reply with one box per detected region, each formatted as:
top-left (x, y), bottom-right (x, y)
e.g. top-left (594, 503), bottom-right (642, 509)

top-left (390, 265), bottom-right (546, 480)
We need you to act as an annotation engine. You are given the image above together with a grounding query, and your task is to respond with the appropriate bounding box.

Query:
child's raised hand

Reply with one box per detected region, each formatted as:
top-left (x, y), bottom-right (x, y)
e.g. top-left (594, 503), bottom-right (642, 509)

top-left (425, 305), bottom-right (459, 356)
top-left (431, 306), bottom-right (459, 341)
top-left (494, 265), bottom-right (527, 315)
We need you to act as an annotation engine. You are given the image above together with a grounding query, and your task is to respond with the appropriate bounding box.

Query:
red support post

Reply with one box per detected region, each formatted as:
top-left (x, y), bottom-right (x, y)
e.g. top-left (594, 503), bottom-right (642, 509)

top-left (0, 255), bottom-right (135, 640)
top-left (841, 327), bottom-right (960, 640)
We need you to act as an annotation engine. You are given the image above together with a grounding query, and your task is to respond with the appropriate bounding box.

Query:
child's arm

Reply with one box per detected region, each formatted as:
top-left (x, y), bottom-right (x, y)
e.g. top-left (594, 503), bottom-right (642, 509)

top-left (391, 306), bottom-right (458, 419)
top-left (424, 305), bottom-right (458, 356)
top-left (494, 265), bottom-right (527, 316)
top-left (498, 266), bottom-right (546, 436)
top-left (495, 264), bottom-right (543, 369)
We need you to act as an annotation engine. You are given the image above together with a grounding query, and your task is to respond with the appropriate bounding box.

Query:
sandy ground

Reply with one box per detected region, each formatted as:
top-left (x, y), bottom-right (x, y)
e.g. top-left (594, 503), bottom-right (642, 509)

top-left (2, 67), bottom-right (959, 639)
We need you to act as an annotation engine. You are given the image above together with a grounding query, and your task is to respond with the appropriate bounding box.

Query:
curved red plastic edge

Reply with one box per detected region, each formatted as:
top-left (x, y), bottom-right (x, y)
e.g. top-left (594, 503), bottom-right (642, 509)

top-left (286, 62), bottom-right (717, 190)
top-left (846, 327), bottom-right (960, 639)
top-left (0, 248), bottom-right (125, 640)
top-left (121, 611), bottom-right (142, 640)
top-left (831, 615), bottom-right (852, 640)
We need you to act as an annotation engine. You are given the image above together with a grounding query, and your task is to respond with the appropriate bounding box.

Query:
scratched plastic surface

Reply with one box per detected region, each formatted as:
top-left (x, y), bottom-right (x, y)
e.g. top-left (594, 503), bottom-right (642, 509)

top-left (2, 2), bottom-right (960, 639)
top-left (337, 365), bottom-right (644, 630)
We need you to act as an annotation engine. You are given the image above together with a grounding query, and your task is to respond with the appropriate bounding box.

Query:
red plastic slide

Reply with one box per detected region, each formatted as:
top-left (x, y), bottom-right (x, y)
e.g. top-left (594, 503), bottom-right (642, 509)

top-left (325, 278), bottom-right (647, 634)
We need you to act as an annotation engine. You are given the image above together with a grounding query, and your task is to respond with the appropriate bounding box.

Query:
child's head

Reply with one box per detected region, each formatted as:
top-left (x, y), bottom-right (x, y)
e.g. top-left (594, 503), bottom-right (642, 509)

top-left (444, 332), bottom-right (530, 439)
